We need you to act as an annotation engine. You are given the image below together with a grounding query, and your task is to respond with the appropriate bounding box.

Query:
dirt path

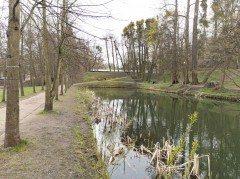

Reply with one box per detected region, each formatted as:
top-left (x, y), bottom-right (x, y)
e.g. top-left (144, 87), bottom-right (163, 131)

top-left (0, 87), bottom-right (108, 179)
top-left (0, 92), bottom-right (45, 144)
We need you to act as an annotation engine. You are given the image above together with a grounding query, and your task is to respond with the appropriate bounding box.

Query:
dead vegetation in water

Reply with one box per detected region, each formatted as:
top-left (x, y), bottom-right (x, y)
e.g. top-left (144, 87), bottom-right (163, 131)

top-left (91, 93), bottom-right (211, 179)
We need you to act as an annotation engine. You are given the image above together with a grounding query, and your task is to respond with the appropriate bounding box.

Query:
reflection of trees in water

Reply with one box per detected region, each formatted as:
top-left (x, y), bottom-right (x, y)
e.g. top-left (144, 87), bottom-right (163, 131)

top-left (94, 90), bottom-right (240, 178)
top-left (112, 92), bottom-right (240, 178)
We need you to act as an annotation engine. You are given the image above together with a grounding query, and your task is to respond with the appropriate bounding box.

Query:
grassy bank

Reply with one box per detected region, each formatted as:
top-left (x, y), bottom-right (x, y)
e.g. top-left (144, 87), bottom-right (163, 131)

top-left (77, 71), bottom-right (240, 103)
top-left (76, 72), bottom-right (136, 89)
top-left (77, 72), bottom-right (130, 82)
top-left (75, 88), bottom-right (109, 179)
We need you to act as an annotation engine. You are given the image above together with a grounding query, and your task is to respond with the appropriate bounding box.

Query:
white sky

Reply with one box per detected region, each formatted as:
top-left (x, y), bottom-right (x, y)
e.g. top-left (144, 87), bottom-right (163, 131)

top-left (76, 0), bottom-right (190, 63)
top-left (1, 0), bottom-right (212, 63)
top-left (80, 0), bottom-right (161, 41)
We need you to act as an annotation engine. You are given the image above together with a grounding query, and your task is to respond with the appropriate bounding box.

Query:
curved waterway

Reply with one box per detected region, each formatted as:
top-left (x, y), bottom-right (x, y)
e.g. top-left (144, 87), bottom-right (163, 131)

top-left (91, 88), bottom-right (240, 179)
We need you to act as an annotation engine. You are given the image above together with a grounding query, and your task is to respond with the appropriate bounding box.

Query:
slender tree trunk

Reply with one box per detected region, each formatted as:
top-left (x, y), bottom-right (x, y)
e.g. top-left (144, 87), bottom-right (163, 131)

top-left (19, 12), bottom-right (24, 96)
top-left (172, 0), bottom-right (179, 84)
top-left (125, 42), bottom-right (130, 73)
top-left (55, 0), bottom-right (60, 101)
top-left (105, 38), bottom-right (111, 72)
top-left (4, 0), bottom-right (21, 147)
top-left (200, 59), bottom-right (221, 84)
top-left (184, 0), bottom-right (190, 84)
top-left (142, 46), bottom-right (148, 80)
top-left (2, 59), bottom-right (6, 102)
top-left (60, 72), bottom-right (64, 95)
top-left (220, 69), bottom-right (226, 88)
top-left (41, 76), bottom-right (44, 90)
top-left (114, 41), bottom-right (124, 71)
top-left (53, 0), bottom-right (67, 100)
top-left (43, 0), bottom-right (53, 111)
top-left (64, 74), bottom-right (67, 93)
top-left (110, 37), bottom-right (116, 72)
top-left (192, 0), bottom-right (200, 85)
top-left (28, 21), bottom-right (36, 93)
top-left (114, 41), bottom-right (120, 72)
top-left (133, 42), bottom-right (137, 75)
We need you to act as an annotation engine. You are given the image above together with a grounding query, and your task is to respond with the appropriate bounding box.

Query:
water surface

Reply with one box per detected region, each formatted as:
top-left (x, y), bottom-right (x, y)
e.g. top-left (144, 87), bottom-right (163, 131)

top-left (92, 88), bottom-right (240, 179)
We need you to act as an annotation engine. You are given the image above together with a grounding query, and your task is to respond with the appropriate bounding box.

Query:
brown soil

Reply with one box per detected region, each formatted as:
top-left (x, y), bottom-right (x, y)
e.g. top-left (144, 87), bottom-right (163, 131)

top-left (0, 86), bottom-right (107, 179)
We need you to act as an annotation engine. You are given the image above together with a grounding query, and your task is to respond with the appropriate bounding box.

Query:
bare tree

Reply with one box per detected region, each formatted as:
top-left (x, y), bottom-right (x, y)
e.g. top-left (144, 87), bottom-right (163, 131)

top-left (4, 0), bottom-right (21, 147)
top-left (191, 0), bottom-right (200, 85)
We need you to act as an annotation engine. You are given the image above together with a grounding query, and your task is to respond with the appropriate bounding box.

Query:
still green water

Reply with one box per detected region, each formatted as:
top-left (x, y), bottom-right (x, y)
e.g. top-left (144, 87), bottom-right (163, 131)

top-left (92, 88), bottom-right (240, 179)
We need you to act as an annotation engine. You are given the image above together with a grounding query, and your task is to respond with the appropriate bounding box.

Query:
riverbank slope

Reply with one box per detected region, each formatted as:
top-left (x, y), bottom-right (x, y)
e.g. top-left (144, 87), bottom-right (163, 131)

top-left (77, 72), bottom-right (240, 103)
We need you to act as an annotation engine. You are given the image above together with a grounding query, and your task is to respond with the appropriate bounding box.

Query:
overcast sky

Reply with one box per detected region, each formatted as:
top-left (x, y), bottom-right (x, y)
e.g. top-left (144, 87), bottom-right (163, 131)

top-left (80, 0), bottom-right (161, 41)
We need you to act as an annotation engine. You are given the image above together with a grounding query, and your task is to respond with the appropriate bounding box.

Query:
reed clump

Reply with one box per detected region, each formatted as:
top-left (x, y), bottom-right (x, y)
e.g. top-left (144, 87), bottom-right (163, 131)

top-left (91, 93), bottom-right (211, 179)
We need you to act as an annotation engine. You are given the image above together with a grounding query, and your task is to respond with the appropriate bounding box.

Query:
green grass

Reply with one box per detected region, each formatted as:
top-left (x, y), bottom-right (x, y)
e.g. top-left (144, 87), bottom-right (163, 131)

top-left (199, 88), bottom-right (240, 98)
top-left (0, 139), bottom-right (29, 154)
top-left (37, 110), bottom-right (61, 115)
top-left (78, 80), bottom-right (136, 88)
top-left (74, 89), bottom-right (109, 178)
top-left (0, 86), bottom-right (43, 103)
top-left (11, 139), bottom-right (29, 152)
top-left (76, 70), bottom-right (240, 101)
top-left (21, 86), bottom-right (43, 97)
top-left (80, 72), bottom-right (129, 82)
top-left (198, 69), bottom-right (240, 89)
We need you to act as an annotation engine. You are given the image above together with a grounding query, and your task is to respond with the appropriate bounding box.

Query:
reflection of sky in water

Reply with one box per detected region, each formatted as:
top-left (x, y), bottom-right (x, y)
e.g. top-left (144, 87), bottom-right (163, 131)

top-left (93, 99), bottom-right (155, 178)
top-left (108, 150), bottom-right (151, 179)
top-left (92, 89), bottom-right (240, 179)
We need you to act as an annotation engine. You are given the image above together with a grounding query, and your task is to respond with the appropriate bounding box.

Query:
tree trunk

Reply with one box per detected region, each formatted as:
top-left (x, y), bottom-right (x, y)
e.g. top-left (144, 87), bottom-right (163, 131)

top-left (184, 0), bottom-right (190, 84)
top-left (110, 37), bottom-right (115, 72)
top-left (53, 0), bottom-right (67, 101)
top-left (192, 0), bottom-right (200, 85)
top-left (55, 0), bottom-right (60, 101)
top-left (4, 0), bottom-right (21, 147)
top-left (172, 0), bottom-right (179, 84)
top-left (114, 42), bottom-right (119, 72)
top-left (60, 72), bottom-right (64, 95)
top-left (105, 38), bottom-right (111, 72)
top-left (220, 69), bottom-right (226, 88)
top-left (19, 16), bottom-right (24, 96)
top-left (2, 59), bottom-right (6, 102)
top-left (142, 46), bottom-right (148, 80)
top-left (200, 61), bottom-right (220, 84)
top-left (114, 41), bottom-right (124, 71)
top-left (43, 0), bottom-right (53, 111)
top-left (41, 76), bottom-right (44, 90)
top-left (28, 21), bottom-right (36, 93)
top-left (64, 74), bottom-right (67, 93)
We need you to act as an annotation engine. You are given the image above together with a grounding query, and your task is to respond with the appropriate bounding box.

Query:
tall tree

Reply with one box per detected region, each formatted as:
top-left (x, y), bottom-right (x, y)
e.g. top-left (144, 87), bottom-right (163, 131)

top-left (172, 0), bottom-right (179, 84)
top-left (183, 0), bottom-right (191, 84)
top-left (104, 38), bottom-right (111, 72)
top-left (53, 0), bottom-right (67, 101)
top-left (110, 36), bottom-right (116, 72)
top-left (4, 0), bottom-right (21, 147)
top-left (136, 19), bottom-right (144, 78)
top-left (43, 0), bottom-right (52, 111)
top-left (192, 0), bottom-right (200, 84)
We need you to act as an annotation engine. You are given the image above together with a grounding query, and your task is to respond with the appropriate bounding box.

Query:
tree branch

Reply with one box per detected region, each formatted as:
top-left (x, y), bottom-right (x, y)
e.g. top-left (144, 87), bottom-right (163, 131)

top-left (20, 1), bottom-right (42, 33)
top-left (13, 0), bottom-right (20, 20)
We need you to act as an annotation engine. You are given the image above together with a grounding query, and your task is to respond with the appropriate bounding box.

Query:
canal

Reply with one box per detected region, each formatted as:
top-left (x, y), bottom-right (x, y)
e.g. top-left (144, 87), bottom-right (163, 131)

top-left (91, 88), bottom-right (240, 179)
